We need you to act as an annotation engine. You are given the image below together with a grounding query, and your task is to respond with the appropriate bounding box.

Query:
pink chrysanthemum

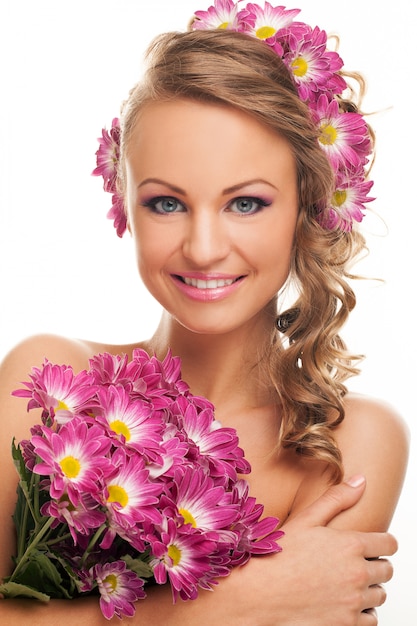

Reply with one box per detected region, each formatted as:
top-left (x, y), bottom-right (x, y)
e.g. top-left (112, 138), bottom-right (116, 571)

top-left (282, 26), bottom-right (346, 102)
top-left (96, 384), bottom-right (164, 461)
top-left (150, 518), bottom-right (220, 602)
top-left (93, 561), bottom-right (146, 620)
top-left (107, 192), bottom-right (127, 238)
top-left (313, 94), bottom-right (372, 170)
top-left (20, 423), bottom-right (44, 470)
top-left (42, 493), bottom-right (107, 544)
top-left (179, 401), bottom-right (251, 482)
top-left (88, 352), bottom-right (130, 387)
top-left (129, 348), bottom-right (190, 403)
top-left (92, 117), bottom-right (121, 194)
top-left (238, 2), bottom-right (300, 41)
top-left (164, 467), bottom-right (240, 534)
top-left (192, 0), bottom-right (241, 30)
top-left (228, 480), bottom-right (284, 566)
top-left (147, 424), bottom-right (189, 479)
top-left (13, 361), bottom-right (96, 424)
top-left (320, 173), bottom-right (375, 231)
top-left (91, 117), bottom-right (127, 237)
top-left (104, 449), bottom-right (163, 527)
top-left (31, 418), bottom-right (112, 505)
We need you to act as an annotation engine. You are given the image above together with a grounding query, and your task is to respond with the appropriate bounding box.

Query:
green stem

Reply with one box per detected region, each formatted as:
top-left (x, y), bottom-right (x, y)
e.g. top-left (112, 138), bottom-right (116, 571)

top-left (40, 531), bottom-right (73, 548)
top-left (16, 473), bottom-right (39, 560)
top-left (79, 523), bottom-right (107, 568)
top-left (9, 516), bottom-right (55, 583)
top-left (33, 472), bottom-right (42, 522)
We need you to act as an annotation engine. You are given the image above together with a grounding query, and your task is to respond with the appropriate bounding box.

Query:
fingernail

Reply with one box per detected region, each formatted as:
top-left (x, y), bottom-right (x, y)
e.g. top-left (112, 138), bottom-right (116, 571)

top-left (346, 474), bottom-right (366, 488)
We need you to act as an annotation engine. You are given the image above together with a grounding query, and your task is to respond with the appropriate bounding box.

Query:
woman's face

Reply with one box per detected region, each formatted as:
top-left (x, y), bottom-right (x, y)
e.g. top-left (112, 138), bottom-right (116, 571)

top-left (125, 99), bottom-right (298, 335)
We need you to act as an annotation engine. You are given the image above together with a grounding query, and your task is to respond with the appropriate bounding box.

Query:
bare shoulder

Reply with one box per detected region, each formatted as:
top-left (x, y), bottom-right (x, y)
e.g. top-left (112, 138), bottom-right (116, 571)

top-left (337, 392), bottom-right (410, 460)
top-left (330, 392), bottom-right (410, 530)
top-left (0, 333), bottom-right (146, 378)
top-left (1, 333), bottom-right (96, 374)
top-left (0, 333), bottom-right (146, 447)
top-left (290, 393), bottom-right (410, 530)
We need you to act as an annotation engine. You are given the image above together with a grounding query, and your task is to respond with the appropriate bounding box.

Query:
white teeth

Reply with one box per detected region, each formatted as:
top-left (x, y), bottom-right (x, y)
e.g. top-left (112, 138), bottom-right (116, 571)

top-left (183, 277), bottom-right (236, 289)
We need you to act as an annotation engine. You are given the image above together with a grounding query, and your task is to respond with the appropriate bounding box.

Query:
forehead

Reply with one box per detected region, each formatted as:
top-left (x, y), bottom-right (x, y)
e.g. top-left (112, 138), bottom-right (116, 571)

top-left (126, 98), bottom-right (296, 187)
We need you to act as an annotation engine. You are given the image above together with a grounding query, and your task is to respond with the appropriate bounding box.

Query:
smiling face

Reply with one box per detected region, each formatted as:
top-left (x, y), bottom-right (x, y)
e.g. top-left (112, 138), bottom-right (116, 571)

top-left (125, 98), bottom-right (298, 336)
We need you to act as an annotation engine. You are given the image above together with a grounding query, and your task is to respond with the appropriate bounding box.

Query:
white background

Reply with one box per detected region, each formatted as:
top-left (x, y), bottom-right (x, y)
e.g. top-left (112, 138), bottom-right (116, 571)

top-left (0, 1), bottom-right (415, 622)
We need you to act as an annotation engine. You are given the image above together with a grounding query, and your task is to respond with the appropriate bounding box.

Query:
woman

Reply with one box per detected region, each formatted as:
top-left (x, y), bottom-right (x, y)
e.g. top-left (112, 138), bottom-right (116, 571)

top-left (0, 2), bottom-right (408, 624)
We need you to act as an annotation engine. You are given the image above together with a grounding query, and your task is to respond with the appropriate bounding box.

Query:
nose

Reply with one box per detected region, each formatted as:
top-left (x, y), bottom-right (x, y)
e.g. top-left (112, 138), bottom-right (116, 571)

top-left (182, 208), bottom-right (230, 268)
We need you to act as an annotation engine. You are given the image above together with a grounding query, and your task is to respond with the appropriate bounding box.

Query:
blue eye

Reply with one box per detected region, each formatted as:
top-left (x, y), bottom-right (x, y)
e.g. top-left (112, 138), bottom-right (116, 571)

top-left (143, 196), bottom-right (185, 214)
top-left (229, 197), bottom-right (270, 215)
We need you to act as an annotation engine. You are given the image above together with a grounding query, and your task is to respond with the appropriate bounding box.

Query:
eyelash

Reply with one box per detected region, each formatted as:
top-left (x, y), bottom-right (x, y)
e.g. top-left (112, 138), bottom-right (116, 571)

top-left (141, 195), bottom-right (271, 215)
top-left (228, 197), bottom-right (271, 215)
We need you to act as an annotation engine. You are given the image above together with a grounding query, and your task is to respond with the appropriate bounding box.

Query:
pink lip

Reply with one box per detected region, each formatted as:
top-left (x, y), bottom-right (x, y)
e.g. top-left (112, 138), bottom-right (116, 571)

top-left (171, 273), bottom-right (245, 302)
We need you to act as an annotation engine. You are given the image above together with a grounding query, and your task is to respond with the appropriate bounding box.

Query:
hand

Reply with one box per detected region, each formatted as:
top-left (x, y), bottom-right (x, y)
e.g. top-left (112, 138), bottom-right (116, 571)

top-left (215, 475), bottom-right (395, 626)
top-left (275, 475), bottom-right (396, 625)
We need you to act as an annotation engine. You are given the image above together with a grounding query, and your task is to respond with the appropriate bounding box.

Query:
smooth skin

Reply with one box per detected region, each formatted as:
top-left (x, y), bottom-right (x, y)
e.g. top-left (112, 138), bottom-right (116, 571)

top-left (0, 100), bottom-right (409, 625)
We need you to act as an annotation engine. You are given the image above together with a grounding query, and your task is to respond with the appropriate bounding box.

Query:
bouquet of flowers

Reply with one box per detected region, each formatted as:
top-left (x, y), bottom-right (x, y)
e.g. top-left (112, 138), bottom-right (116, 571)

top-left (0, 349), bottom-right (283, 619)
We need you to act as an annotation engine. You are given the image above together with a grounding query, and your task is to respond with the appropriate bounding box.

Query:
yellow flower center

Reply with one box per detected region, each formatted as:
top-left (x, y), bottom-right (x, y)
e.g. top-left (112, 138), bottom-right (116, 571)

top-left (255, 25), bottom-right (276, 40)
top-left (109, 419), bottom-right (131, 441)
top-left (319, 123), bottom-right (338, 146)
top-left (291, 56), bottom-right (308, 77)
top-left (56, 399), bottom-right (70, 411)
top-left (59, 456), bottom-right (81, 479)
top-left (168, 544), bottom-right (182, 566)
top-left (332, 190), bottom-right (347, 207)
top-left (179, 508), bottom-right (197, 528)
top-left (218, 21), bottom-right (229, 29)
top-left (107, 485), bottom-right (129, 508)
top-left (104, 574), bottom-right (118, 592)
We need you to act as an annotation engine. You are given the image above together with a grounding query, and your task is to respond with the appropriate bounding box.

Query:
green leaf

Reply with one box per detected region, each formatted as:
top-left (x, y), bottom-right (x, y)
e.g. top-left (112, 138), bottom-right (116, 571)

top-left (122, 554), bottom-right (154, 579)
top-left (12, 438), bottom-right (28, 478)
top-left (48, 550), bottom-right (81, 596)
top-left (8, 550), bottom-right (74, 599)
top-left (0, 581), bottom-right (50, 602)
top-left (11, 439), bottom-right (37, 559)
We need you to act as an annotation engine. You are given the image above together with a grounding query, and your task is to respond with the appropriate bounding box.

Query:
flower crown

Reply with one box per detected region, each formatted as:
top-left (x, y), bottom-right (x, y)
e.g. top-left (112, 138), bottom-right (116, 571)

top-left (93, 0), bottom-right (375, 235)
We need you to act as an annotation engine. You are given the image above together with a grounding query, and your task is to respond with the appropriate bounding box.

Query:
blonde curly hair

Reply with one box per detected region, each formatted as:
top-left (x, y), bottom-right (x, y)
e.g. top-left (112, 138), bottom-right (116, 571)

top-left (118, 28), bottom-right (372, 482)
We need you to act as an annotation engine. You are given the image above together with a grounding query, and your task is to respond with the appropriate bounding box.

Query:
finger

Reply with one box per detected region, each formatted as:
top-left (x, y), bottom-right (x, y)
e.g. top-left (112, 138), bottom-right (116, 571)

top-left (362, 531), bottom-right (398, 560)
top-left (366, 557), bottom-right (395, 585)
top-left (364, 584), bottom-right (387, 611)
top-left (289, 475), bottom-right (366, 527)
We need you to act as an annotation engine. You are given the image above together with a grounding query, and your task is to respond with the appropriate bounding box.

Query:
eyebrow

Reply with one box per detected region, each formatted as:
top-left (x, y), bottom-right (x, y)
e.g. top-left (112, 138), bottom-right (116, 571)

top-left (137, 177), bottom-right (278, 195)
top-left (138, 178), bottom-right (185, 194)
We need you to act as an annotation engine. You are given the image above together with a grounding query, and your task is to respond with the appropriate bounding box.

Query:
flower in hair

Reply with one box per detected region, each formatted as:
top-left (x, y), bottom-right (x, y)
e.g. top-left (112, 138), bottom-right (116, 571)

top-left (238, 2), bottom-right (301, 42)
top-left (92, 117), bottom-right (121, 193)
top-left (191, 1), bottom-right (375, 231)
top-left (281, 25), bottom-right (347, 103)
top-left (193, 0), bottom-right (241, 29)
top-left (326, 172), bottom-right (374, 230)
top-left (93, 1), bottom-right (375, 234)
top-left (92, 118), bottom-right (127, 237)
top-left (107, 192), bottom-right (127, 238)
top-left (313, 95), bottom-right (372, 170)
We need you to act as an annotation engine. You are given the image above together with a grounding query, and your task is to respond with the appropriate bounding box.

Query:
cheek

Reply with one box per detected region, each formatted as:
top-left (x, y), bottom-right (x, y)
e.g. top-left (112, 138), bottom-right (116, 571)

top-left (243, 219), bottom-right (295, 269)
top-left (255, 229), bottom-right (295, 297)
top-left (131, 221), bottom-right (173, 281)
